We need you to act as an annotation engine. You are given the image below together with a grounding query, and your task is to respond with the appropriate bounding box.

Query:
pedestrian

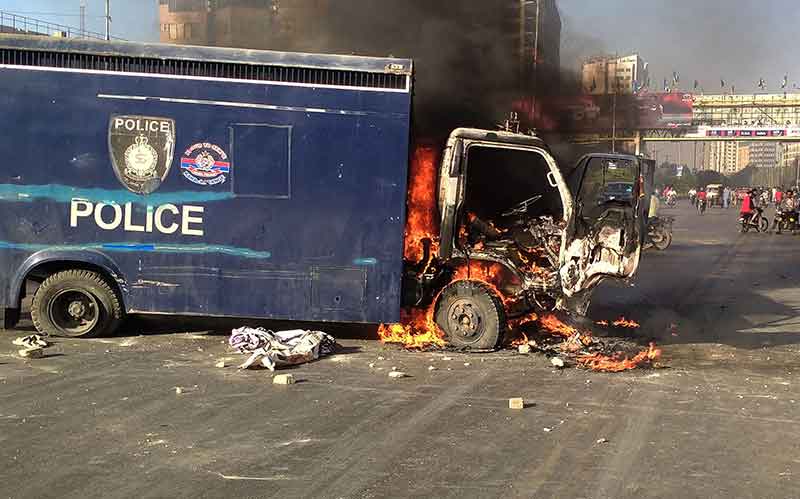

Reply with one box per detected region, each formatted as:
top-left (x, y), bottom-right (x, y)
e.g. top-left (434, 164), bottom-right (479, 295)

top-left (722, 187), bottom-right (731, 209)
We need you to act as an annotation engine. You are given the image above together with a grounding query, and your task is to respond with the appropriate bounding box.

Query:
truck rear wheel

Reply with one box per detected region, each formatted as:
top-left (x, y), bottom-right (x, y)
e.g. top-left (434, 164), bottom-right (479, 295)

top-left (434, 280), bottom-right (505, 350)
top-left (31, 270), bottom-right (123, 338)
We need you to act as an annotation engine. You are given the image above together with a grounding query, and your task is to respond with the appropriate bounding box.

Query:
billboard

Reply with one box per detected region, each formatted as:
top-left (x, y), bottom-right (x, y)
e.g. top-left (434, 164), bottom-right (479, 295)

top-left (514, 92), bottom-right (694, 132)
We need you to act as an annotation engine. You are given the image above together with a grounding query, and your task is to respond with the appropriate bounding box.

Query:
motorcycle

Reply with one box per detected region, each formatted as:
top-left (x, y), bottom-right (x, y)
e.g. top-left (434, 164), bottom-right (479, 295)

top-left (740, 207), bottom-right (769, 233)
top-left (697, 198), bottom-right (707, 215)
top-left (773, 209), bottom-right (798, 234)
top-left (665, 196), bottom-right (677, 207)
top-left (646, 216), bottom-right (674, 251)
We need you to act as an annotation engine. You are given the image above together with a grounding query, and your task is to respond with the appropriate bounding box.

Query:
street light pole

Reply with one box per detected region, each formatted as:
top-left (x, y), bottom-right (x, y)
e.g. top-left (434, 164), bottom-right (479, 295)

top-left (105, 0), bottom-right (110, 41)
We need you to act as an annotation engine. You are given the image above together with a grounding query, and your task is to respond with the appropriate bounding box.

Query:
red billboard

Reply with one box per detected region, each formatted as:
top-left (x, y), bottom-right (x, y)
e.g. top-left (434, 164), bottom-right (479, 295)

top-left (514, 92), bottom-right (694, 132)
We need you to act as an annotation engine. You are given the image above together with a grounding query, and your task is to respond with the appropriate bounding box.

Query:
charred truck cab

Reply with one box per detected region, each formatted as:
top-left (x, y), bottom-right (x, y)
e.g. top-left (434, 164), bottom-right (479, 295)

top-left (406, 129), bottom-right (649, 349)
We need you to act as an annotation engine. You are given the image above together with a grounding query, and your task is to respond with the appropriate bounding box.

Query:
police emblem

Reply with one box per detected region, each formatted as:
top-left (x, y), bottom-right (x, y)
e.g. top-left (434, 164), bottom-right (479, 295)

top-left (180, 143), bottom-right (230, 186)
top-left (109, 116), bottom-right (175, 194)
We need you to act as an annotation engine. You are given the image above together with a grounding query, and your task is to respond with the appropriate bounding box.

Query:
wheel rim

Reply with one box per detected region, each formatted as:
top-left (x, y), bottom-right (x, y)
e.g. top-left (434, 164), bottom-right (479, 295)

top-left (48, 289), bottom-right (100, 336)
top-left (446, 298), bottom-right (485, 344)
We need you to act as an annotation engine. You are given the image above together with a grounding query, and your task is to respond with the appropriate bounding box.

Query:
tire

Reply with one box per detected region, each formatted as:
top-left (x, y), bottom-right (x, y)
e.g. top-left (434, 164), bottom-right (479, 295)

top-left (653, 230), bottom-right (672, 251)
top-left (434, 280), bottom-right (505, 350)
top-left (31, 270), bottom-right (123, 338)
top-left (759, 217), bottom-right (770, 233)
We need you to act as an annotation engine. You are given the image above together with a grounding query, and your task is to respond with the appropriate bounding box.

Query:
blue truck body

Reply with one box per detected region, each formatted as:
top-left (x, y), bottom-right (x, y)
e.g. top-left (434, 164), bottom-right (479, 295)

top-left (0, 36), bottom-right (413, 324)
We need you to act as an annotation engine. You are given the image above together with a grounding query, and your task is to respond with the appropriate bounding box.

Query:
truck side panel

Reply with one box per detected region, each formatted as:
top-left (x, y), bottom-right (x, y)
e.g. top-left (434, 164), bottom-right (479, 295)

top-left (0, 64), bottom-right (411, 323)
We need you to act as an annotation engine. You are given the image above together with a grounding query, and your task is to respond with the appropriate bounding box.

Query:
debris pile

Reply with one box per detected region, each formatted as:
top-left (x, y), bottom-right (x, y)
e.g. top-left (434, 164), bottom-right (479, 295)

top-left (518, 314), bottom-right (662, 372)
top-left (229, 328), bottom-right (336, 371)
top-left (14, 334), bottom-right (51, 359)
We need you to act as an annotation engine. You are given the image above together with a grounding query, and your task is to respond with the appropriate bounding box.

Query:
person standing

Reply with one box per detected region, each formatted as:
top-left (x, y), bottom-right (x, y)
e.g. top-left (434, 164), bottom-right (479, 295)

top-left (723, 187), bottom-right (731, 209)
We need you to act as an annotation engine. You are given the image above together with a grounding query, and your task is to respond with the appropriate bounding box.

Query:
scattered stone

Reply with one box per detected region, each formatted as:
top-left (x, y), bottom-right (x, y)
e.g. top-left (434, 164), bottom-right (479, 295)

top-left (442, 356), bottom-right (453, 361)
top-left (518, 344), bottom-right (532, 354)
top-left (550, 357), bottom-right (565, 368)
top-left (18, 348), bottom-right (44, 359)
top-left (273, 374), bottom-right (296, 385)
top-left (175, 387), bottom-right (183, 395)
top-left (388, 371), bottom-right (409, 379)
top-left (428, 366), bottom-right (437, 371)
top-left (463, 362), bottom-right (471, 367)
top-left (596, 438), bottom-right (609, 444)
top-left (509, 398), bottom-right (525, 410)
top-left (368, 363), bottom-right (376, 368)
top-left (377, 356), bottom-right (385, 361)
top-left (215, 360), bottom-right (226, 368)
top-left (543, 427), bottom-right (552, 433)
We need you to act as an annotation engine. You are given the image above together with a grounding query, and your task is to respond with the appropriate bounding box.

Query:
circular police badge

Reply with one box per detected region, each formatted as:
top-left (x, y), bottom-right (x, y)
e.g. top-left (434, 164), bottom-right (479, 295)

top-left (123, 135), bottom-right (159, 181)
top-left (180, 143), bottom-right (231, 186)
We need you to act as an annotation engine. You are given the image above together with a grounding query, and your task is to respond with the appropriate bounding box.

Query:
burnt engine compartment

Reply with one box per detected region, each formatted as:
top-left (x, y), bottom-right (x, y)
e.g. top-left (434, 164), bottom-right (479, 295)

top-left (454, 146), bottom-right (567, 305)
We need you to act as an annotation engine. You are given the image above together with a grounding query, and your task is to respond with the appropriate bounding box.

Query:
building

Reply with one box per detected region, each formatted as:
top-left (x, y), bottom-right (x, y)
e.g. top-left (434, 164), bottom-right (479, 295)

top-left (158, 0), bottom-right (329, 51)
top-left (517, 0), bottom-right (561, 92)
top-left (737, 145), bottom-right (751, 171)
top-left (582, 54), bottom-right (648, 95)
top-left (703, 141), bottom-right (739, 174)
top-left (781, 143), bottom-right (800, 168)
top-left (748, 142), bottom-right (783, 169)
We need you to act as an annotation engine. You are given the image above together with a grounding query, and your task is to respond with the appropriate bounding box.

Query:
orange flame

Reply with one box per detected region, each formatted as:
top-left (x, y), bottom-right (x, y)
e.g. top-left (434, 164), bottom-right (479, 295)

top-left (612, 317), bottom-right (641, 329)
top-left (378, 307), bottom-right (446, 350)
top-left (404, 146), bottom-right (440, 262)
top-left (539, 314), bottom-right (581, 339)
top-left (596, 320), bottom-right (609, 327)
top-left (577, 343), bottom-right (662, 372)
top-left (509, 331), bottom-right (530, 348)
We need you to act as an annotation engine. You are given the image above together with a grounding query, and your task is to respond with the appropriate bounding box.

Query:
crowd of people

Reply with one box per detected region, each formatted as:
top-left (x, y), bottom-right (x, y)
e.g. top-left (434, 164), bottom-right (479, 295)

top-left (657, 185), bottom-right (800, 232)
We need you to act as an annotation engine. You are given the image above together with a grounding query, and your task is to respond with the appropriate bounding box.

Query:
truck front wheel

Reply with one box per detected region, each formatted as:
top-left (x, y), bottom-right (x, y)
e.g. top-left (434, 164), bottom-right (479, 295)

top-left (434, 280), bottom-right (505, 350)
top-left (31, 270), bottom-right (123, 338)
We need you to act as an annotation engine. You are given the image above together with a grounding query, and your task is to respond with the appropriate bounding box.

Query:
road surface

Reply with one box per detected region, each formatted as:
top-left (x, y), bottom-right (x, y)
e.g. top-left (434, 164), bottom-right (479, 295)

top-left (1, 203), bottom-right (799, 499)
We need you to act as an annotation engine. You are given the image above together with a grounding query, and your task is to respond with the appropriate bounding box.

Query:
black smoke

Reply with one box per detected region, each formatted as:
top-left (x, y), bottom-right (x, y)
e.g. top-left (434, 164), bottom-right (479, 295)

top-left (284, 1), bottom-right (523, 139)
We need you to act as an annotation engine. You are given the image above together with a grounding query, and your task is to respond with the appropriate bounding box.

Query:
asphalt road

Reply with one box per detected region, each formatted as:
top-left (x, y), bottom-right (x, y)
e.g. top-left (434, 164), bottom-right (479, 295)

top-left (2, 203), bottom-right (800, 499)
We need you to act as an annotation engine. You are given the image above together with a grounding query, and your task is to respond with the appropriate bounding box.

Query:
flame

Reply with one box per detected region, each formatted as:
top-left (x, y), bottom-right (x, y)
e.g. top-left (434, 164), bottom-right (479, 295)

top-left (378, 307), bottom-right (446, 350)
top-left (539, 313), bottom-right (580, 339)
top-left (404, 146), bottom-right (440, 262)
top-left (612, 317), bottom-right (641, 329)
top-left (509, 331), bottom-right (529, 348)
top-left (596, 320), bottom-right (609, 327)
top-left (577, 343), bottom-right (662, 372)
top-left (451, 262), bottom-right (517, 308)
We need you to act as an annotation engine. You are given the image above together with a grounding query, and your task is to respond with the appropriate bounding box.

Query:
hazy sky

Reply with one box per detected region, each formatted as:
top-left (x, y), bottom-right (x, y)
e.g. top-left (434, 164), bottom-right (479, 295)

top-left (0, 0), bottom-right (158, 42)
top-left (1, 0), bottom-right (797, 93)
top-left (559, 0), bottom-right (800, 93)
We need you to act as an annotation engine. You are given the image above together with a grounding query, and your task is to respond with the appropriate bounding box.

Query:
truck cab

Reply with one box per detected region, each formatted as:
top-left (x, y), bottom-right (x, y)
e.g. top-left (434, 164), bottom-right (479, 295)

top-left (415, 128), bottom-right (649, 349)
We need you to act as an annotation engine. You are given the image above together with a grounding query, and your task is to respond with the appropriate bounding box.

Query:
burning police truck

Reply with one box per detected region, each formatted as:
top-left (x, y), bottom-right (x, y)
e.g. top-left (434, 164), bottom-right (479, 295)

top-left (0, 36), bottom-right (650, 349)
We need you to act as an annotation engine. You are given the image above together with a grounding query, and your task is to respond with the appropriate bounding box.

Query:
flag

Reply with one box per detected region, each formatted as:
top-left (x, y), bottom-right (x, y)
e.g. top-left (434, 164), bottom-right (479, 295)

top-left (782, 75), bottom-right (788, 89)
top-left (663, 78), bottom-right (669, 92)
top-left (673, 71), bottom-right (680, 84)
top-left (721, 78), bottom-right (726, 88)
top-left (693, 80), bottom-right (699, 90)
top-left (758, 78), bottom-right (766, 90)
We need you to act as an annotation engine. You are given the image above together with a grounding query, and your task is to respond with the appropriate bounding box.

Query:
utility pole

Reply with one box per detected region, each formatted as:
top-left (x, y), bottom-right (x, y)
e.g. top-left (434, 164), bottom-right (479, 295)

top-left (105, 0), bottom-right (111, 41)
top-left (80, 0), bottom-right (86, 39)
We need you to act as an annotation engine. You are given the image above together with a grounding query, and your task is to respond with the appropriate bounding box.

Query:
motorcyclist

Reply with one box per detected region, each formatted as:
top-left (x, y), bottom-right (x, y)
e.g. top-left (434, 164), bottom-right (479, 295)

top-left (740, 189), bottom-right (754, 223)
top-left (778, 190), bottom-right (798, 233)
top-left (697, 188), bottom-right (708, 214)
top-left (688, 188), bottom-right (697, 206)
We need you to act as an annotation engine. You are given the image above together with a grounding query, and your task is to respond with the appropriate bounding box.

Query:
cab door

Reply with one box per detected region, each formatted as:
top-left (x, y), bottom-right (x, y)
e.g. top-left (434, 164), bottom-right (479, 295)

top-left (560, 154), bottom-right (648, 296)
